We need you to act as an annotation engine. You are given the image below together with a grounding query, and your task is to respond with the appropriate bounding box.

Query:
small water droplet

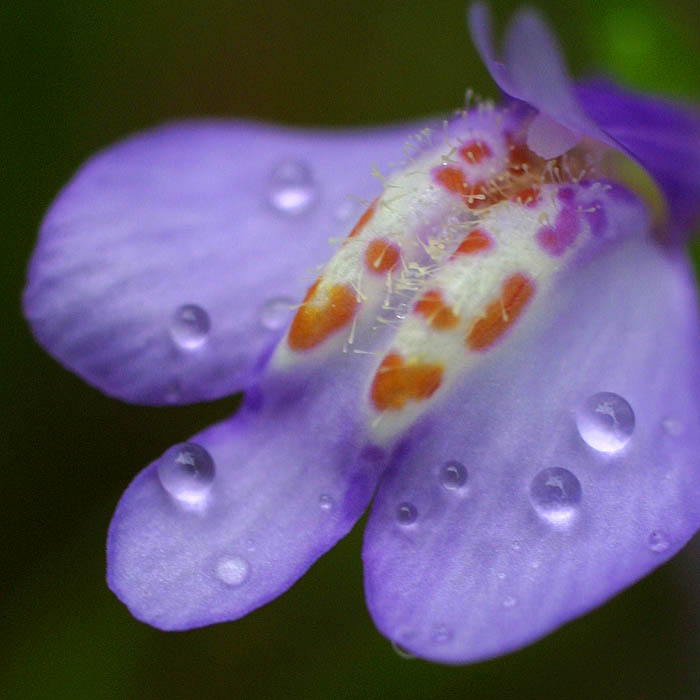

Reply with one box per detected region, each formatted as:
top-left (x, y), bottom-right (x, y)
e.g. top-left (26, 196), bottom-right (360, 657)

top-left (496, 572), bottom-right (506, 580)
top-left (439, 460), bottom-right (468, 490)
top-left (503, 596), bottom-right (517, 608)
top-left (576, 391), bottom-right (635, 453)
top-left (259, 297), bottom-right (295, 330)
top-left (395, 302), bottom-right (409, 320)
top-left (157, 443), bottom-right (215, 504)
top-left (334, 198), bottom-right (360, 223)
top-left (648, 530), bottom-right (670, 553)
top-left (319, 494), bottom-right (334, 511)
top-left (529, 467), bottom-right (582, 525)
top-left (391, 641), bottom-right (415, 660)
top-left (170, 304), bottom-right (210, 349)
top-left (215, 556), bottom-right (250, 586)
top-left (267, 159), bottom-right (317, 215)
top-left (511, 540), bottom-right (521, 551)
top-left (662, 416), bottom-right (684, 437)
top-left (396, 502), bottom-right (417, 525)
top-left (432, 624), bottom-right (453, 643)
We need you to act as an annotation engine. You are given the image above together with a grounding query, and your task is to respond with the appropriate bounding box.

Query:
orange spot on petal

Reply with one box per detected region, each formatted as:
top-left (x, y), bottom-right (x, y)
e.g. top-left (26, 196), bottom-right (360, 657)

top-left (507, 136), bottom-right (535, 175)
top-left (459, 139), bottom-right (492, 164)
top-left (433, 166), bottom-right (504, 210)
top-left (365, 239), bottom-right (400, 274)
top-left (414, 289), bottom-right (459, 330)
top-left (288, 280), bottom-right (358, 351)
top-left (347, 199), bottom-right (377, 239)
top-left (512, 186), bottom-right (540, 207)
top-left (466, 273), bottom-right (535, 350)
top-left (452, 228), bottom-right (493, 257)
top-left (371, 352), bottom-right (444, 411)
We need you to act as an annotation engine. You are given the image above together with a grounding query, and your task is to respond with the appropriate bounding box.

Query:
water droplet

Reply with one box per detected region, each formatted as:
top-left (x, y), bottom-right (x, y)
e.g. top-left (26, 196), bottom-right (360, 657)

top-left (391, 641), bottom-right (415, 660)
top-left (511, 541), bottom-right (521, 551)
top-left (259, 297), bottom-right (295, 330)
top-left (576, 391), bottom-right (635, 453)
top-left (648, 530), bottom-right (670, 553)
top-left (267, 159), bottom-right (317, 215)
top-left (662, 416), bottom-right (684, 437)
top-left (396, 502), bottom-right (417, 525)
top-left (439, 460), bottom-right (468, 490)
top-left (215, 556), bottom-right (250, 586)
top-left (319, 494), bottom-right (334, 511)
top-left (395, 302), bottom-right (409, 320)
top-left (496, 572), bottom-right (506, 580)
top-left (432, 625), bottom-right (453, 643)
top-left (529, 467), bottom-right (582, 525)
top-left (334, 198), bottom-right (360, 223)
top-left (157, 443), bottom-right (215, 504)
top-left (170, 304), bottom-right (210, 349)
top-left (503, 596), bottom-right (517, 608)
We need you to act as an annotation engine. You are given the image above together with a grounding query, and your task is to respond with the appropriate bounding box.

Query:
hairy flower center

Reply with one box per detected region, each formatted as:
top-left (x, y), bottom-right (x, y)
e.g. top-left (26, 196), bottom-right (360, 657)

top-left (272, 106), bottom-right (645, 442)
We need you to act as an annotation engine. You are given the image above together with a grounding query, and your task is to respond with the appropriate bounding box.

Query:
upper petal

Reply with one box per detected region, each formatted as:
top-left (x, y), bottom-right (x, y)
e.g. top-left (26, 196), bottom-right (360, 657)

top-left (363, 231), bottom-right (700, 663)
top-left (23, 119), bottom-right (423, 404)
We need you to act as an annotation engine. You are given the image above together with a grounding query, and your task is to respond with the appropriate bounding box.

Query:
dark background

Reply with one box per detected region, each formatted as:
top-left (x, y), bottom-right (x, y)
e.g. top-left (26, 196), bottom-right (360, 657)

top-left (4, 1), bottom-right (700, 698)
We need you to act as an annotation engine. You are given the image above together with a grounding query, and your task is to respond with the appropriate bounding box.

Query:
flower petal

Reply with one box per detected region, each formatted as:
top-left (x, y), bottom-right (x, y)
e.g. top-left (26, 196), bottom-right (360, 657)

top-left (23, 120), bottom-right (423, 404)
top-left (577, 80), bottom-right (700, 239)
top-left (467, 4), bottom-right (612, 154)
top-left (108, 359), bottom-right (386, 629)
top-left (363, 233), bottom-right (700, 663)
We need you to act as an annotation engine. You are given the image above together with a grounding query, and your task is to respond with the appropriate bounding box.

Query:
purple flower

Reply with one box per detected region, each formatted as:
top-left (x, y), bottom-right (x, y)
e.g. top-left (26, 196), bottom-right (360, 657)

top-left (22, 3), bottom-right (700, 664)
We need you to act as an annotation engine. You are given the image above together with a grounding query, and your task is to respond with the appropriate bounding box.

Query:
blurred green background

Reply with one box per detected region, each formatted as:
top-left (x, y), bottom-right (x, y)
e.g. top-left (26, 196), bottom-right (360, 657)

top-left (3, 1), bottom-right (700, 698)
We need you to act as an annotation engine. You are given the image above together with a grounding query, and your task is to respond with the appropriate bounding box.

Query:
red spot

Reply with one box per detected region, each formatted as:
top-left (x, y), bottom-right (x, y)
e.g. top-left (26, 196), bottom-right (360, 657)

top-left (347, 199), bottom-right (377, 239)
top-left (433, 166), bottom-right (504, 210)
top-left (466, 273), bottom-right (535, 350)
top-left (365, 239), bottom-right (400, 274)
top-left (452, 228), bottom-right (493, 257)
top-left (512, 186), bottom-right (540, 207)
top-left (370, 352), bottom-right (444, 411)
top-left (414, 290), bottom-right (460, 330)
top-left (459, 140), bottom-right (492, 164)
top-left (288, 279), bottom-right (358, 351)
top-left (507, 136), bottom-right (535, 175)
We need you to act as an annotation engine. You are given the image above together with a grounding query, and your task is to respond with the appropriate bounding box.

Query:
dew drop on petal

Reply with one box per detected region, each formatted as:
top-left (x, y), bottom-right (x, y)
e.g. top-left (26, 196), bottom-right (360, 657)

top-left (395, 303), bottom-right (409, 320)
top-left (576, 392), bottom-right (635, 453)
top-left (432, 625), bottom-right (453, 644)
top-left (319, 494), bottom-right (334, 511)
top-left (439, 460), bottom-right (468, 490)
top-left (648, 530), bottom-right (670, 553)
top-left (334, 198), bottom-right (360, 223)
top-left (391, 641), bottom-right (415, 660)
top-left (529, 467), bottom-right (581, 525)
top-left (396, 502), bottom-right (417, 525)
top-left (157, 442), bottom-right (215, 504)
top-left (259, 297), bottom-right (295, 330)
top-left (170, 304), bottom-right (210, 349)
top-left (503, 596), bottom-right (517, 609)
top-left (661, 416), bottom-right (684, 437)
top-left (215, 556), bottom-right (250, 587)
top-left (267, 159), bottom-right (317, 215)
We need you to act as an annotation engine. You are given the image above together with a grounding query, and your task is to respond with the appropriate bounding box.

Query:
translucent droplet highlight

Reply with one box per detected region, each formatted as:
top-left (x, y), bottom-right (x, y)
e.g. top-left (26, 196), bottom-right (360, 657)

top-left (319, 494), bottom-right (334, 511)
top-left (170, 304), bottom-right (210, 349)
top-left (157, 442), bottom-right (215, 504)
top-left (439, 460), bottom-right (468, 490)
top-left (648, 530), bottom-right (670, 553)
top-left (396, 502), bottom-right (417, 525)
top-left (661, 416), bottom-right (684, 437)
top-left (503, 596), bottom-right (517, 609)
top-left (215, 556), bottom-right (250, 586)
top-left (576, 392), bottom-right (635, 453)
top-left (259, 297), bottom-right (295, 330)
top-left (529, 467), bottom-right (582, 525)
top-left (267, 159), bottom-right (317, 215)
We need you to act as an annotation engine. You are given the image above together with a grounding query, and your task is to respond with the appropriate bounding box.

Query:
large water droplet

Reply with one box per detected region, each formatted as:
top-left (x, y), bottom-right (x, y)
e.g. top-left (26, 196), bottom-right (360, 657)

top-left (529, 467), bottom-right (582, 525)
top-left (267, 159), bottom-right (317, 215)
top-left (157, 442), bottom-right (215, 504)
top-left (259, 297), bottom-right (295, 330)
top-left (170, 304), bottom-right (210, 349)
top-left (648, 530), bottom-right (670, 553)
top-left (215, 556), bottom-right (250, 586)
top-left (576, 392), bottom-right (635, 453)
top-left (439, 460), bottom-right (468, 490)
top-left (396, 502), bottom-right (417, 525)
